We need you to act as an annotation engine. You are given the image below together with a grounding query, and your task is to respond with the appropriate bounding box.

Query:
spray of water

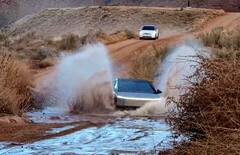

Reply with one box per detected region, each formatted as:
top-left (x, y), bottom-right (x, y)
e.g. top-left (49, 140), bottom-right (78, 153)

top-left (125, 39), bottom-right (208, 116)
top-left (40, 44), bottom-right (115, 113)
top-left (38, 39), bottom-right (207, 116)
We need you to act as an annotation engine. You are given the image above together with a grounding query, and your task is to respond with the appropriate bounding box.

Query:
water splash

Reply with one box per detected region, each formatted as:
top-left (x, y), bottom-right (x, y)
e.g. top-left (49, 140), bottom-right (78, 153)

top-left (128, 39), bottom-right (208, 116)
top-left (41, 44), bottom-right (115, 113)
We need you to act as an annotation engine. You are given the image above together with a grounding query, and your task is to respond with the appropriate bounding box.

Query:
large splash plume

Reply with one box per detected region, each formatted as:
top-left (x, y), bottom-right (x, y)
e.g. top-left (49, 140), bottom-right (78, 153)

top-left (126, 39), bottom-right (208, 116)
top-left (38, 44), bottom-right (115, 113)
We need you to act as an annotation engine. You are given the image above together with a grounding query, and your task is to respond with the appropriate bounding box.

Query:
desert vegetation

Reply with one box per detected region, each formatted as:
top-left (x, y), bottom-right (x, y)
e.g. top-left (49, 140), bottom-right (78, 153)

top-left (0, 29), bottom-right (137, 116)
top-left (131, 45), bottom-right (168, 81)
top-left (0, 54), bottom-right (33, 116)
top-left (165, 27), bottom-right (240, 154)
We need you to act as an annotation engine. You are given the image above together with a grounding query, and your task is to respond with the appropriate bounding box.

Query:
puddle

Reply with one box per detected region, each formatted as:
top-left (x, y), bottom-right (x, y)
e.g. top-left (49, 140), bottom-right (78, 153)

top-left (0, 119), bottom-right (170, 154)
top-left (0, 107), bottom-right (171, 154)
top-left (0, 143), bottom-right (8, 150)
top-left (27, 107), bottom-right (75, 124)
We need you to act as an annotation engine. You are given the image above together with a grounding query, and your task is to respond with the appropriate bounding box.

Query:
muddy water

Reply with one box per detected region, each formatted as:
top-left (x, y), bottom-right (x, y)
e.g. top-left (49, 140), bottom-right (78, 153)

top-left (0, 108), bottom-right (170, 154)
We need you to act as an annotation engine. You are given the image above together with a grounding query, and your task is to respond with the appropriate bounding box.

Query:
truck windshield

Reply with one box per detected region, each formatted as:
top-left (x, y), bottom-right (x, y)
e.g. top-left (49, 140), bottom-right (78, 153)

top-left (118, 80), bottom-right (155, 94)
top-left (142, 26), bottom-right (155, 30)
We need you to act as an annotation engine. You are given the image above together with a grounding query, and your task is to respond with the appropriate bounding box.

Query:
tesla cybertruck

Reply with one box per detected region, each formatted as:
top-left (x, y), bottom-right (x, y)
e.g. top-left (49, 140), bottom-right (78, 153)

top-left (113, 78), bottom-right (162, 109)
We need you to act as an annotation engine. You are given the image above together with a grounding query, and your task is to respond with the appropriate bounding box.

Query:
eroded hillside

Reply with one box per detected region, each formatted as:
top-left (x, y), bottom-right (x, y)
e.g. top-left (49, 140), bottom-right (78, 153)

top-left (0, 0), bottom-right (239, 28)
top-left (3, 6), bottom-right (225, 37)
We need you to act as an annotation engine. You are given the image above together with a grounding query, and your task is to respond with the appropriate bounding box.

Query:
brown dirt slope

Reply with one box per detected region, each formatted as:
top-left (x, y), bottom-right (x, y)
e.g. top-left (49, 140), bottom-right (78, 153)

top-left (2, 6), bottom-right (225, 37)
top-left (0, 0), bottom-right (239, 28)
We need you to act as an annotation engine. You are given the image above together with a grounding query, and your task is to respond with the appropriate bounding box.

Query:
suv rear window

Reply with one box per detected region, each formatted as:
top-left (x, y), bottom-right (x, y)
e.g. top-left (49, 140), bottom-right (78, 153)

top-left (142, 26), bottom-right (155, 30)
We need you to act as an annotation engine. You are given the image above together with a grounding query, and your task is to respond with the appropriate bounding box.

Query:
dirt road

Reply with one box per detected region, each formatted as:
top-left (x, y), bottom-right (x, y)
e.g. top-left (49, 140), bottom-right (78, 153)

top-left (204, 13), bottom-right (240, 32)
top-left (107, 13), bottom-right (240, 75)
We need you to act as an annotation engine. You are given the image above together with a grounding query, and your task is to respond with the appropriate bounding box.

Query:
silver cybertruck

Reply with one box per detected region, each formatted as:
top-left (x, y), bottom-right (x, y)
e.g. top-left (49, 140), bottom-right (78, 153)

top-left (113, 78), bottom-right (162, 109)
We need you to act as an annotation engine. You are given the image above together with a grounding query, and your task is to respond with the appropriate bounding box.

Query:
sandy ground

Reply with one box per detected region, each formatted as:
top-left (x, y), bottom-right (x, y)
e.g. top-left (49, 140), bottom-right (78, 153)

top-left (0, 12), bottom-right (239, 148)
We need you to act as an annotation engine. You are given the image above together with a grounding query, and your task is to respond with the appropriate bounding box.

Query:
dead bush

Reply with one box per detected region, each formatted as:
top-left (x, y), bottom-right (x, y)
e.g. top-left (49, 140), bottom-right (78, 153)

top-left (79, 29), bottom-right (111, 45)
top-left (131, 52), bottom-right (158, 81)
top-left (131, 44), bottom-right (168, 81)
top-left (17, 31), bottom-right (43, 44)
top-left (152, 44), bottom-right (168, 59)
top-left (0, 32), bottom-right (8, 42)
top-left (57, 33), bottom-right (80, 51)
top-left (199, 27), bottom-right (240, 50)
top-left (123, 29), bottom-right (138, 39)
top-left (0, 54), bottom-right (33, 115)
top-left (30, 48), bottom-right (55, 61)
top-left (80, 29), bottom-right (138, 45)
top-left (199, 28), bottom-right (240, 61)
top-left (0, 32), bottom-right (10, 48)
top-left (198, 27), bottom-right (223, 47)
top-left (164, 28), bottom-right (240, 154)
top-left (32, 59), bottom-right (55, 69)
top-left (166, 57), bottom-right (240, 154)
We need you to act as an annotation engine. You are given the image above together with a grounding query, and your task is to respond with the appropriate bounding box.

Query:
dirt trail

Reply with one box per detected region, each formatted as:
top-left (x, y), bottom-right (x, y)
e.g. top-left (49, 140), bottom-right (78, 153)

top-left (204, 13), bottom-right (240, 32)
top-left (108, 12), bottom-right (240, 74)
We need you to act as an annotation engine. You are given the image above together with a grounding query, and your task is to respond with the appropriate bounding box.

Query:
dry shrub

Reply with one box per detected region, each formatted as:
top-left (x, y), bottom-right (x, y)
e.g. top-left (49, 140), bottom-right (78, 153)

top-left (0, 32), bottom-right (8, 42)
top-left (131, 44), bottom-right (168, 81)
top-left (16, 31), bottom-right (45, 44)
top-left (0, 32), bottom-right (10, 47)
top-left (165, 28), bottom-right (240, 154)
top-left (80, 29), bottom-right (138, 45)
top-left (57, 33), bottom-right (80, 51)
top-left (199, 27), bottom-right (240, 60)
top-left (131, 52), bottom-right (158, 81)
top-left (123, 29), bottom-right (138, 39)
top-left (30, 48), bottom-right (55, 61)
top-left (199, 27), bottom-right (240, 50)
top-left (78, 29), bottom-right (109, 45)
top-left (166, 57), bottom-right (240, 154)
top-left (0, 54), bottom-right (33, 115)
top-left (33, 59), bottom-right (55, 69)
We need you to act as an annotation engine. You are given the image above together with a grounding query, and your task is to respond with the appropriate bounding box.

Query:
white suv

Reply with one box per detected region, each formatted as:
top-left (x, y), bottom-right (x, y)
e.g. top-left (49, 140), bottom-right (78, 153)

top-left (139, 25), bottom-right (159, 40)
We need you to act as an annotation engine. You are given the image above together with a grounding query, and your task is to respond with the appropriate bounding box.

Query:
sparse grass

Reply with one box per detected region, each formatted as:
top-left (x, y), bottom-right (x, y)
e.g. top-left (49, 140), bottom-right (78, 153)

top-left (131, 44), bottom-right (168, 81)
top-left (0, 54), bottom-right (33, 116)
top-left (17, 31), bottom-right (44, 44)
top-left (198, 27), bottom-right (240, 60)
